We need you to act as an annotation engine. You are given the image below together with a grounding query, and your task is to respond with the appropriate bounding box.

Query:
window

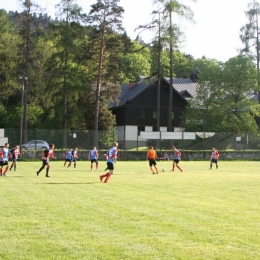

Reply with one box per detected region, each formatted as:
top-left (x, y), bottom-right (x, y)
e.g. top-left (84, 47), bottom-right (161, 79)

top-left (138, 109), bottom-right (145, 118)
top-left (153, 111), bottom-right (157, 119)
top-left (138, 126), bottom-right (145, 131)
top-left (138, 126), bottom-right (145, 135)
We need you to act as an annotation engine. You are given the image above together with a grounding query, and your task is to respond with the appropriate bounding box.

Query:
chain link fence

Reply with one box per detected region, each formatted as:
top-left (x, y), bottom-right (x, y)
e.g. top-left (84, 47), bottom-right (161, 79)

top-left (2, 128), bottom-right (260, 152)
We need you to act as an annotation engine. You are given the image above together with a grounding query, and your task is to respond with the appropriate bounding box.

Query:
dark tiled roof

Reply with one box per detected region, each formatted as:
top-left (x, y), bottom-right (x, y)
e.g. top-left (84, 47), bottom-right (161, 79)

top-left (111, 77), bottom-right (199, 108)
top-left (111, 77), bottom-right (258, 109)
top-left (164, 77), bottom-right (198, 98)
top-left (117, 79), bottom-right (154, 106)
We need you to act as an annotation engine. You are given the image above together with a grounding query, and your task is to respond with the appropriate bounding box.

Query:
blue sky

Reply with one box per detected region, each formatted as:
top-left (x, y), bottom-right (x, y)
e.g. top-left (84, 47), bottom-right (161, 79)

top-left (1, 0), bottom-right (250, 62)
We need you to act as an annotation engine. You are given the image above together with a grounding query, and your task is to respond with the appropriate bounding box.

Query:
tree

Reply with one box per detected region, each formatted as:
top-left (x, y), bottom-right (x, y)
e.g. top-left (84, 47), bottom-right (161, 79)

top-left (135, 7), bottom-right (166, 134)
top-left (46, 0), bottom-right (87, 146)
top-left (240, 0), bottom-right (260, 125)
top-left (154, 0), bottom-right (196, 132)
top-left (136, 1), bottom-right (195, 138)
top-left (182, 55), bottom-right (260, 133)
top-left (172, 51), bottom-right (194, 78)
top-left (16, 0), bottom-right (47, 143)
top-left (87, 0), bottom-right (124, 147)
top-left (0, 10), bottom-right (20, 105)
top-left (119, 40), bottom-right (151, 83)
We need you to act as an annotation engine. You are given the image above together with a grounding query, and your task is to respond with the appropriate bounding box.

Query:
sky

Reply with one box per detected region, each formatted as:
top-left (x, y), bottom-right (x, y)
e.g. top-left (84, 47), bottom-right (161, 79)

top-left (1, 0), bottom-right (251, 62)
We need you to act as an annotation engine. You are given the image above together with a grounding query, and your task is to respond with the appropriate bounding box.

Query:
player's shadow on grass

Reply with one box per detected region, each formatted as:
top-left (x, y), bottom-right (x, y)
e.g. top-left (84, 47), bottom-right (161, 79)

top-left (7, 175), bottom-right (38, 178)
top-left (37, 182), bottom-right (96, 185)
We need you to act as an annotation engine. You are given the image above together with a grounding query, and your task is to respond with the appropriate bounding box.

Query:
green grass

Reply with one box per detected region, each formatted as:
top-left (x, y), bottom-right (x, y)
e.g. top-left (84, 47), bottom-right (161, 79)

top-left (0, 160), bottom-right (260, 260)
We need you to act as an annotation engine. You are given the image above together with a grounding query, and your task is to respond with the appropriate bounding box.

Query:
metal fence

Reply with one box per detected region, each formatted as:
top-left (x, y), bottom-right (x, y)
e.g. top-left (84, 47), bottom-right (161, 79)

top-left (3, 128), bottom-right (117, 151)
top-left (135, 132), bottom-right (260, 151)
top-left (2, 128), bottom-right (260, 152)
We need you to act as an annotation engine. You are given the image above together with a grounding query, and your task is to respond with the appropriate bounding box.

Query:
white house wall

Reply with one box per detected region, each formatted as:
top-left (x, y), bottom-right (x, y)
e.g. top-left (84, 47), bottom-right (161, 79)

top-left (125, 126), bottom-right (138, 141)
top-left (0, 129), bottom-right (8, 146)
top-left (117, 126), bottom-right (125, 141)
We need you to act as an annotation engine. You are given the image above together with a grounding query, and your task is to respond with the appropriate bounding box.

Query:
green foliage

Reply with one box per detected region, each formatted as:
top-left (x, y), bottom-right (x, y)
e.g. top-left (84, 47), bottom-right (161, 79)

top-left (0, 103), bottom-right (8, 127)
top-left (0, 10), bottom-right (21, 105)
top-left (119, 41), bottom-right (151, 82)
top-left (151, 49), bottom-right (194, 78)
top-left (240, 1), bottom-right (260, 56)
top-left (150, 45), bottom-right (170, 76)
top-left (0, 9), bottom-right (16, 33)
top-left (45, 0), bottom-right (90, 131)
top-left (182, 55), bottom-right (259, 133)
top-left (27, 106), bottom-right (44, 127)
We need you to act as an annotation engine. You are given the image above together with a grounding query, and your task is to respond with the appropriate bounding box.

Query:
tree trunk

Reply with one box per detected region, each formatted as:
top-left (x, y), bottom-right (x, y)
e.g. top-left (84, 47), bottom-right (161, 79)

top-left (22, 6), bottom-right (30, 144)
top-left (168, 11), bottom-right (173, 133)
top-left (256, 13), bottom-right (260, 126)
top-left (93, 27), bottom-right (105, 148)
top-left (156, 17), bottom-right (161, 150)
top-left (63, 72), bottom-right (68, 148)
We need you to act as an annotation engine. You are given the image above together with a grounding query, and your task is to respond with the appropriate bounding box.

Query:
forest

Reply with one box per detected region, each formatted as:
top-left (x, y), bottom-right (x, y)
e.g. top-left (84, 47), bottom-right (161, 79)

top-left (1, 0), bottom-right (260, 147)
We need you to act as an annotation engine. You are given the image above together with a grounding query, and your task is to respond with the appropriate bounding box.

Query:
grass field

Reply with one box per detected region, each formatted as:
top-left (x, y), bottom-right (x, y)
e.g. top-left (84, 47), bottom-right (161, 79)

top-left (0, 160), bottom-right (260, 260)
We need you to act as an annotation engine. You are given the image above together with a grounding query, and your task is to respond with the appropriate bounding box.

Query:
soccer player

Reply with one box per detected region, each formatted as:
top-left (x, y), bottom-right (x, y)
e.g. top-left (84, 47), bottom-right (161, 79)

top-left (9, 145), bottom-right (20, 171)
top-left (89, 146), bottom-right (98, 171)
top-left (103, 151), bottom-right (109, 171)
top-left (36, 144), bottom-right (56, 177)
top-left (0, 143), bottom-right (10, 176)
top-left (68, 147), bottom-right (78, 168)
top-left (99, 142), bottom-right (118, 183)
top-left (172, 146), bottom-right (183, 172)
top-left (146, 146), bottom-right (158, 174)
top-left (64, 148), bottom-right (72, 167)
top-left (210, 147), bottom-right (219, 169)
top-left (0, 149), bottom-right (4, 176)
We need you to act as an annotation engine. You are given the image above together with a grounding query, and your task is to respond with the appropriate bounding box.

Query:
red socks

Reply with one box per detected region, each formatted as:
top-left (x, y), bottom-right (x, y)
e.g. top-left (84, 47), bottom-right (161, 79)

top-left (104, 174), bottom-right (111, 182)
top-left (100, 172), bottom-right (111, 182)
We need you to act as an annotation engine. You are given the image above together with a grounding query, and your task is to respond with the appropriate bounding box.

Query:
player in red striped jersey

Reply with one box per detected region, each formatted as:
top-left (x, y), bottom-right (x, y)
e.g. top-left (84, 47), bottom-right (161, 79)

top-left (172, 146), bottom-right (183, 172)
top-left (9, 145), bottom-right (20, 171)
top-left (36, 144), bottom-right (56, 177)
top-left (210, 147), bottom-right (219, 169)
top-left (0, 143), bottom-right (10, 176)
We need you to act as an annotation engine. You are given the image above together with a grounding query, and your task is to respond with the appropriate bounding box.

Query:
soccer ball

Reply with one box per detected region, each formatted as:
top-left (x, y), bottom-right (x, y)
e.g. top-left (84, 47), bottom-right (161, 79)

top-left (162, 168), bottom-right (166, 172)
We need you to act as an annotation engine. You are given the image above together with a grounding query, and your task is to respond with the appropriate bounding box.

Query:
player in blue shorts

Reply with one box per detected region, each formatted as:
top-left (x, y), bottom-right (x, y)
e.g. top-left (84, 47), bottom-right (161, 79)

top-left (9, 145), bottom-right (20, 171)
top-left (89, 146), bottom-right (99, 171)
top-left (68, 147), bottom-right (78, 168)
top-left (0, 143), bottom-right (10, 176)
top-left (210, 147), bottom-right (219, 169)
top-left (64, 149), bottom-right (72, 167)
top-left (99, 142), bottom-right (118, 183)
top-left (36, 144), bottom-right (56, 177)
top-left (171, 146), bottom-right (183, 172)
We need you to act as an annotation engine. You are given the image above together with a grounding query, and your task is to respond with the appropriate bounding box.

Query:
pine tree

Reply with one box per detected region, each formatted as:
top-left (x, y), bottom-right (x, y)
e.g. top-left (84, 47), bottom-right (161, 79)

top-left (87, 0), bottom-right (124, 147)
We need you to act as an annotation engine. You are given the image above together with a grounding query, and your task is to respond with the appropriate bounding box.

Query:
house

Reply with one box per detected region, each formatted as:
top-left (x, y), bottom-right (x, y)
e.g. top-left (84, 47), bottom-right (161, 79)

top-left (110, 76), bottom-right (198, 149)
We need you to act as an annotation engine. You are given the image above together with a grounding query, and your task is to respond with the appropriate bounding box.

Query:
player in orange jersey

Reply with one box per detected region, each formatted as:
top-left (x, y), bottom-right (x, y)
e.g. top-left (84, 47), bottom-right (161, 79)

top-left (146, 146), bottom-right (158, 174)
